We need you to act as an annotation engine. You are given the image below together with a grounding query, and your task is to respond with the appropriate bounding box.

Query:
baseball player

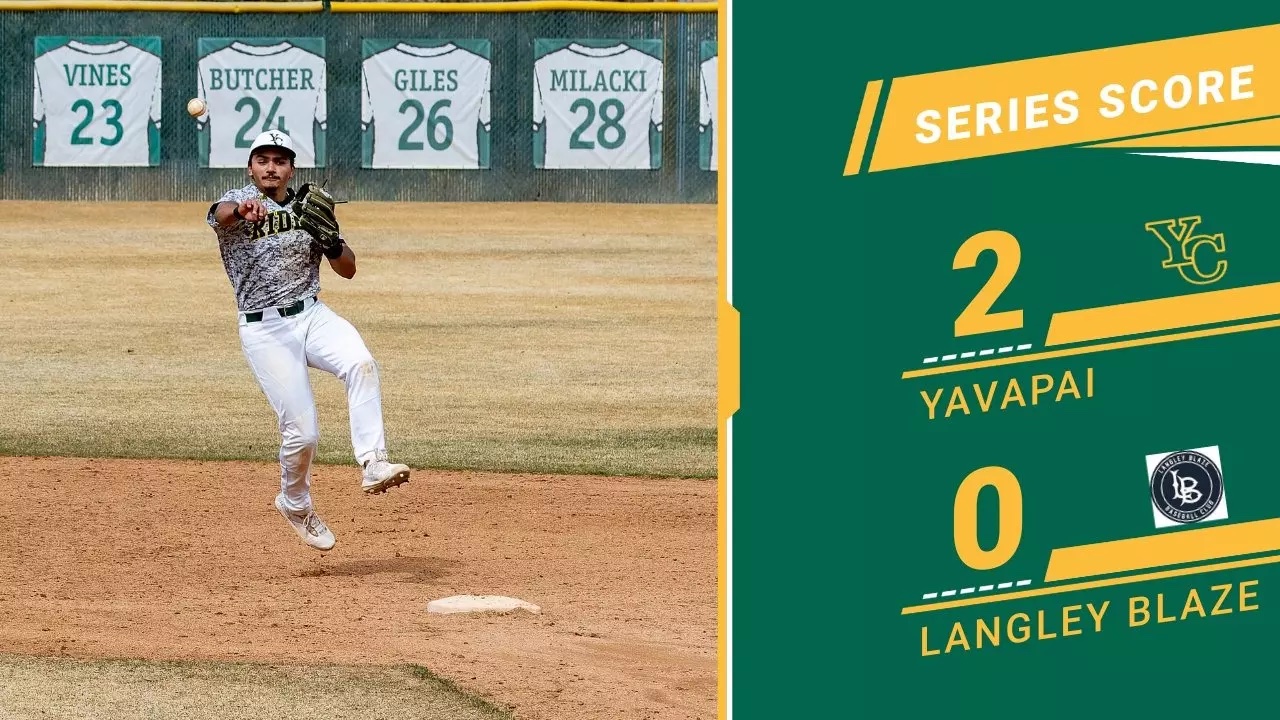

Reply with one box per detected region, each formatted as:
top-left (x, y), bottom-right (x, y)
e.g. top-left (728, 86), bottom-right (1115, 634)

top-left (207, 130), bottom-right (411, 552)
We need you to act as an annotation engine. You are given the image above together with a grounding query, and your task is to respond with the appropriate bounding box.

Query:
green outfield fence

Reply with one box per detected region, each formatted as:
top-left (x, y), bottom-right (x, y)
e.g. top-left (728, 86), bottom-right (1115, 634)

top-left (0, 1), bottom-right (717, 202)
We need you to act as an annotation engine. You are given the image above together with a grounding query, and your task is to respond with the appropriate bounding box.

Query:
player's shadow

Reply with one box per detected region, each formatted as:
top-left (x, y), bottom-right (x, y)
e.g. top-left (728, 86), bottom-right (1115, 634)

top-left (300, 556), bottom-right (456, 584)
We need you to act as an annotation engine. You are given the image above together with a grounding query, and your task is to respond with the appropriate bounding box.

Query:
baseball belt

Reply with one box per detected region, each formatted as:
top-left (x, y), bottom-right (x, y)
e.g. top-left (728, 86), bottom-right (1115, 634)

top-left (242, 296), bottom-right (318, 323)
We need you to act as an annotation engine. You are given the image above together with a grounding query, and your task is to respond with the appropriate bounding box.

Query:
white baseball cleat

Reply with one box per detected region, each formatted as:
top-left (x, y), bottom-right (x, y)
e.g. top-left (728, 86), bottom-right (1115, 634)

top-left (275, 493), bottom-right (336, 551)
top-left (362, 450), bottom-right (411, 494)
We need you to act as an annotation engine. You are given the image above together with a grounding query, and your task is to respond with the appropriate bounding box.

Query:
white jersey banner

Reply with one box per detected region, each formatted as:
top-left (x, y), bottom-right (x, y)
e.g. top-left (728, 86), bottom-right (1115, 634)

top-left (532, 39), bottom-right (663, 170)
top-left (361, 40), bottom-right (492, 169)
top-left (33, 36), bottom-right (162, 167)
top-left (699, 41), bottom-right (718, 172)
top-left (196, 38), bottom-right (327, 168)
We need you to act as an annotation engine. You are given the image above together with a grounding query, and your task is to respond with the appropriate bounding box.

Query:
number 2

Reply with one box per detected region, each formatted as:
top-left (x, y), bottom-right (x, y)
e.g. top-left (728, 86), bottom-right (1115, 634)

top-left (953, 230), bottom-right (1023, 337)
top-left (70, 100), bottom-right (93, 145)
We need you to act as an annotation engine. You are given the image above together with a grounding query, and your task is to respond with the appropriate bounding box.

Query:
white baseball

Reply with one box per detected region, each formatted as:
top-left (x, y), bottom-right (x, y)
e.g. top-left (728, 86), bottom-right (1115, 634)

top-left (187, 98), bottom-right (207, 118)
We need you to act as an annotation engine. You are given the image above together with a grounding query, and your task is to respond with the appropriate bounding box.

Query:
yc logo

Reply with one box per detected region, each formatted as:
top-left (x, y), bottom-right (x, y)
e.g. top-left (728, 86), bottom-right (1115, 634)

top-left (1144, 215), bottom-right (1227, 285)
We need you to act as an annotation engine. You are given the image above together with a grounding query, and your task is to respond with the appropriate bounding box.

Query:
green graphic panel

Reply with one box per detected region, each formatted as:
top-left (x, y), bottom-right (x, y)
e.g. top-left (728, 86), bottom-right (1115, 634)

top-left (735, 4), bottom-right (1280, 719)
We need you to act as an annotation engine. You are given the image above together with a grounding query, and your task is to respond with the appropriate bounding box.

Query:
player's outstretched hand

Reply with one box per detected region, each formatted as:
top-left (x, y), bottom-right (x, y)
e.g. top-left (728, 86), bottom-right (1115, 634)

top-left (238, 199), bottom-right (265, 223)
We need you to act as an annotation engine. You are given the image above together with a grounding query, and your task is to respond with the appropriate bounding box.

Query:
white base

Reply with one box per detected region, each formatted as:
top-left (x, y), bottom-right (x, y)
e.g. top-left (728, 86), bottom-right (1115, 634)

top-left (426, 594), bottom-right (541, 615)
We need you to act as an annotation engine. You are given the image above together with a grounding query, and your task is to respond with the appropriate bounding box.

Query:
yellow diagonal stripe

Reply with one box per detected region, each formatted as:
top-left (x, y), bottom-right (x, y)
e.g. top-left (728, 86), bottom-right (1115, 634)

top-left (843, 80), bottom-right (883, 176)
top-left (902, 552), bottom-right (1280, 615)
top-left (902, 315), bottom-right (1280, 380)
top-left (1044, 518), bottom-right (1280, 583)
top-left (1044, 280), bottom-right (1280, 346)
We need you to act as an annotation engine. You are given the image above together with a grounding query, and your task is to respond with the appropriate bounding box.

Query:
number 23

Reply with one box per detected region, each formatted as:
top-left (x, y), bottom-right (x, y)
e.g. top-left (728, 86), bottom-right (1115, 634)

top-left (70, 99), bottom-right (123, 147)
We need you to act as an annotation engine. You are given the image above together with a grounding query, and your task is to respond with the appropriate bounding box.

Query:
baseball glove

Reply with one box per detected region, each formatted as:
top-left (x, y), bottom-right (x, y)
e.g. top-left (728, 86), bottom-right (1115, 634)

top-left (294, 182), bottom-right (344, 258)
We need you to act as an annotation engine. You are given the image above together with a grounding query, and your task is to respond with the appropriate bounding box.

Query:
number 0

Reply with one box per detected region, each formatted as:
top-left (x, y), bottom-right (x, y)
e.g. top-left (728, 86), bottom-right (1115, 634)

top-left (953, 466), bottom-right (1022, 570)
top-left (953, 230), bottom-right (1023, 337)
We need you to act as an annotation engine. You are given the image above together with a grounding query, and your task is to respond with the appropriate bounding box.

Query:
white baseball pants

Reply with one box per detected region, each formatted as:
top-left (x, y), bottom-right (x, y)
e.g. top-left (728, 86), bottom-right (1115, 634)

top-left (237, 298), bottom-right (388, 513)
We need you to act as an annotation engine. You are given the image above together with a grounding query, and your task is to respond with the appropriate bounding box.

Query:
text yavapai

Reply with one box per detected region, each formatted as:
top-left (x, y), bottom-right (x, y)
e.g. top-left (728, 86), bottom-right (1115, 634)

top-left (920, 367), bottom-right (1093, 421)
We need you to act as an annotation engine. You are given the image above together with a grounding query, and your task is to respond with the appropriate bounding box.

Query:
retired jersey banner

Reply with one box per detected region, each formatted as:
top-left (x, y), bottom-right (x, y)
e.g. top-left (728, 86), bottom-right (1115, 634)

top-left (196, 37), bottom-right (327, 168)
top-left (33, 36), bottom-right (162, 167)
top-left (732, 6), bottom-right (1280, 720)
top-left (532, 39), bottom-right (663, 170)
top-left (360, 39), bottom-right (492, 170)
top-left (699, 40), bottom-right (717, 172)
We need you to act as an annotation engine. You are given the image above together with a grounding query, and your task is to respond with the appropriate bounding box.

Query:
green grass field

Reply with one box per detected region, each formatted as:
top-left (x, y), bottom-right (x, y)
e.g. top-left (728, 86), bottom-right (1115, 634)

top-left (0, 657), bottom-right (511, 720)
top-left (0, 201), bottom-right (717, 478)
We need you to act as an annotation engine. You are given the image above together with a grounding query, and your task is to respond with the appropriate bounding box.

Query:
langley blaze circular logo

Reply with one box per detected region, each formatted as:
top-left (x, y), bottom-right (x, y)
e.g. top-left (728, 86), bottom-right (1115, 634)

top-left (1150, 451), bottom-right (1223, 524)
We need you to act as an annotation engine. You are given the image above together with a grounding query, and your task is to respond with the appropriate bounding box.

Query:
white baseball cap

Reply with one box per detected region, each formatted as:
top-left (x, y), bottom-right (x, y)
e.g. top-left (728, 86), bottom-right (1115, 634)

top-left (249, 130), bottom-right (296, 161)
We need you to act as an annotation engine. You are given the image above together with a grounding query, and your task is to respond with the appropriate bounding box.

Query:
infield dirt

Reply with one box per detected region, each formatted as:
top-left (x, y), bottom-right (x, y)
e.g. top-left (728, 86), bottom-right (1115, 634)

top-left (0, 456), bottom-right (716, 720)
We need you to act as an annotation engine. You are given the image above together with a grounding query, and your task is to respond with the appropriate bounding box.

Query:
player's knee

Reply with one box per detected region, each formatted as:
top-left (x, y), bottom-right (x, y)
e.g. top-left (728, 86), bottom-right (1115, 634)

top-left (282, 419), bottom-right (320, 450)
top-left (297, 429), bottom-right (320, 450)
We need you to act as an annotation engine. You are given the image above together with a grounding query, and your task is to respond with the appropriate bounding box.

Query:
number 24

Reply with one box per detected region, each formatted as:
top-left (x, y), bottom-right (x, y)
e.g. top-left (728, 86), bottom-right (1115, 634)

top-left (953, 230), bottom-right (1023, 338)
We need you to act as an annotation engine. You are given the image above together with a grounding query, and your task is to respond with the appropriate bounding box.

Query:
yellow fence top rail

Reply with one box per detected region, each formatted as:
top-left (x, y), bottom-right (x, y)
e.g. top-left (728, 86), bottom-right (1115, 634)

top-left (0, 0), bottom-right (323, 11)
top-left (0, 0), bottom-right (716, 11)
top-left (331, 1), bottom-right (718, 12)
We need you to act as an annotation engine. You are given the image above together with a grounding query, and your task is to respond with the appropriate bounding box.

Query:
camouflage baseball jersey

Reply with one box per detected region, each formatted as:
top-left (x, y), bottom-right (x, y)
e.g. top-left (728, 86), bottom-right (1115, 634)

top-left (206, 184), bottom-right (322, 312)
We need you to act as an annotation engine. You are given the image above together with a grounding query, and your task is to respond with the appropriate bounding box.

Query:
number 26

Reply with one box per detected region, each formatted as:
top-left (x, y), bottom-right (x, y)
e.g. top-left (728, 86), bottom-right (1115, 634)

top-left (953, 230), bottom-right (1023, 337)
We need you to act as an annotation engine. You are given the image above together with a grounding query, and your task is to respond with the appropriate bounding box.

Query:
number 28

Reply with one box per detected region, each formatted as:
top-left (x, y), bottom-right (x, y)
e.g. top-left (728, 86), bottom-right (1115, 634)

top-left (569, 98), bottom-right (626, 150)
top-left (953, 230), bottom-right (1023, 337)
